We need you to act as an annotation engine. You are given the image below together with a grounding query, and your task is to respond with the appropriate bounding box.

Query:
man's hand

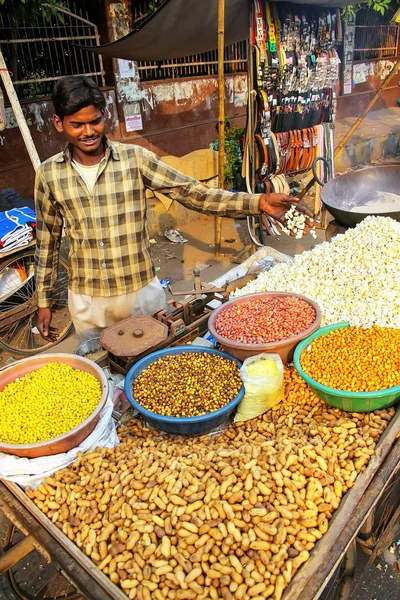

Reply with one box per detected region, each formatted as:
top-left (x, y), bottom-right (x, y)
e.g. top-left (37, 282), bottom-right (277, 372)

top-left (37, 307), bottom-right (59, 342)
top-left (259, 193), bottom-right (313, 228)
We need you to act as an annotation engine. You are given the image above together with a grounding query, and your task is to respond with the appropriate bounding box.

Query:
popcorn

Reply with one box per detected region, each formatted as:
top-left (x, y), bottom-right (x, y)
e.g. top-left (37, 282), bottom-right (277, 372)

top-left (281, 205), bottom-right (316, 239)
top-left (233, 217), bottom-right (400, 329)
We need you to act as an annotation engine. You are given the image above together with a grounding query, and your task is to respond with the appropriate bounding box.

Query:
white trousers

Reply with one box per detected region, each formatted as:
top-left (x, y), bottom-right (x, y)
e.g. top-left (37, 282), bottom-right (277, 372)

top-left (68, 277), bottom-right (167, 334)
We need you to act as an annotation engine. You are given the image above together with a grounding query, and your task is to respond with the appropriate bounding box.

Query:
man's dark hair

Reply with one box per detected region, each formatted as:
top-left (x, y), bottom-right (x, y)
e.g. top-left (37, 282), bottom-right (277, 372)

top-left (52, 75), bottom-right (106, 120)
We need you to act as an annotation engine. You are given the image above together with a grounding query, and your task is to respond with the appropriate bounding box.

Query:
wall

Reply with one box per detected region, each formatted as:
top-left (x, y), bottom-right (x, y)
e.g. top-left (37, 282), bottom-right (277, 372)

top-left (337, 58), bottom-right (400, 120)
top-left (3, 36), bottom-right (399, 200)
top-left (0, 89), bottom-right (120, 198)
top-left (121, 74), bottom-right (248, 156)
top-left (103, 1), bottom-right (247, 157)
top-left (0, 73), bottom-right (246, 198)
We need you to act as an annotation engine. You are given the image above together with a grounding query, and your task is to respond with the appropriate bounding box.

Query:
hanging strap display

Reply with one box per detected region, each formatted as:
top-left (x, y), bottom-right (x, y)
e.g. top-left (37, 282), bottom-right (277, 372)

top-left (265, 2), bottom-right (277, 53)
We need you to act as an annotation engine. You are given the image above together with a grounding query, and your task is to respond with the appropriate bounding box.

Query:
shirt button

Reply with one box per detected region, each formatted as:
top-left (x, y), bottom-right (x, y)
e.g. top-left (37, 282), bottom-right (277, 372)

top-left (102, 262), bottom-right (107, 268)
top-left (99, 241), bottom-right (104, 247)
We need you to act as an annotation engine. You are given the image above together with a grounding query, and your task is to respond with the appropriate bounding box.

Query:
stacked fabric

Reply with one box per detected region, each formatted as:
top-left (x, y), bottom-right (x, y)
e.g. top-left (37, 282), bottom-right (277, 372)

top-left (0, 207), bottom-right (36, 253)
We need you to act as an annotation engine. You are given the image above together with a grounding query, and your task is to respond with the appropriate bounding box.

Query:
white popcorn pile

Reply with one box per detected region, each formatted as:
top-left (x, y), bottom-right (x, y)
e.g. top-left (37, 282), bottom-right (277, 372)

top-left (281, 205), bottom-right (317, 239)
top-left (233, 216), bottom-right (400, 328)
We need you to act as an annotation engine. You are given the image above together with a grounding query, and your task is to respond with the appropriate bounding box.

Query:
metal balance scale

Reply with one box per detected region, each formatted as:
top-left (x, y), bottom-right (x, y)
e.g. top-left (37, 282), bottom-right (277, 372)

top-left (100, 269), bottom-right (228, 374)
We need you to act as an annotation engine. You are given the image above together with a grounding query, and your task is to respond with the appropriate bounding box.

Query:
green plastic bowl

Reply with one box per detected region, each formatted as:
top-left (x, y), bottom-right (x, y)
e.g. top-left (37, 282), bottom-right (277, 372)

top-left (293, 322), bottom-right (400, 412)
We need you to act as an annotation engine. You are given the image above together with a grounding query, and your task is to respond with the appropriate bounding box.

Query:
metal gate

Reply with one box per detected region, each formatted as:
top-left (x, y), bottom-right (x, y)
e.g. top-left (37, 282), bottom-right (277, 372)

top-left (0, 3), bottom-right (105, 100)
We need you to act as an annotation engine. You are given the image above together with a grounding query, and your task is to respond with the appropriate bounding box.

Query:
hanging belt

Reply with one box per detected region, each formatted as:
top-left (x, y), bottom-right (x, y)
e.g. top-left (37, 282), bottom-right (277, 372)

top-left (336, 9), bottom-right (343, 43)
top-left (272, 1), bottom-right (286, 74)
top-left (307, 127), bottom-right (315, 169)
top-left (254, 133), bottom-right (269, 179)
top-left (299, 129), bottom-right (308, 170)
top-left (286, 130), bottom-right (296, 172)
top-left (295, 129), bottom-right (303, 170)
top-left (281, 132), bottom-right (291, 173)
top-left (270, 132), bottom-right (280, 174)
top-left (269, 131), bottom-right (279, 175)
top-left (254, 0), bottom-right (267, 62)
top-left (265, 2), bottom-right (277, 53)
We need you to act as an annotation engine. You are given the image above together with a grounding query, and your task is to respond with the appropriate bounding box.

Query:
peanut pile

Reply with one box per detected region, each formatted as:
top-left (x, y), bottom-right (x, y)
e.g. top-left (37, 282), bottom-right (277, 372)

top-left (26, 368), bottom-right (394, 600)
top-left (215, 296), bottom-right (316, 344)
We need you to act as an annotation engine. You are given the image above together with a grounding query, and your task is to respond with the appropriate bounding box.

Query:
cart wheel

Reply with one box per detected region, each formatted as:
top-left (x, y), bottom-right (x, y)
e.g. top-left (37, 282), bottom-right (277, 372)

top-left (0, 249), bottom-right (73, 356)
top-left (0, 513), bottom-right (83, 600)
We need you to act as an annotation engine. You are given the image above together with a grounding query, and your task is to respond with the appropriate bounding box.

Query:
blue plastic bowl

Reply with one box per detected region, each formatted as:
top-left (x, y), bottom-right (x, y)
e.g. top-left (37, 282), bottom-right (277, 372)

top-left (124, 346), bottom-right (244, 436)
top-left (294, 322), bottom-right (400, 412)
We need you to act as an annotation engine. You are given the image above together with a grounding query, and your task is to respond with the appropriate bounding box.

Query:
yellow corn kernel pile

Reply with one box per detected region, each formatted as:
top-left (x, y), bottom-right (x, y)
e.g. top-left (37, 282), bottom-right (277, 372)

top-left (0, 363), bottom-right (101, 444)
top-left (300, 326), bottom-right (400, 392)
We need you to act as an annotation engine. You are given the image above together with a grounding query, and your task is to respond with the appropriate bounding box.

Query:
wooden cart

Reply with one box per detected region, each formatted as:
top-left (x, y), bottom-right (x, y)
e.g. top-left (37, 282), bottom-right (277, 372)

top-left (0, 406), bottom-right (399, 600)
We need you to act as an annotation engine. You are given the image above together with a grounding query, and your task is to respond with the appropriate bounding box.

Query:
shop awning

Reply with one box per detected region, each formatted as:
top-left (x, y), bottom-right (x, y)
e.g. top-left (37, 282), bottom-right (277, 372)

top-left (86, 0), bottom-right (354, 62)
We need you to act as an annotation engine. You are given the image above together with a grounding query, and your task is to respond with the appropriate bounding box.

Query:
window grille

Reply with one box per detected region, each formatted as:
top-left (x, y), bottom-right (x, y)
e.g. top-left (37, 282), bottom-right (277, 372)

top-left (354, 7), bottom-right (399, 61)
top-left (130, 0), bottom-right (247, 81)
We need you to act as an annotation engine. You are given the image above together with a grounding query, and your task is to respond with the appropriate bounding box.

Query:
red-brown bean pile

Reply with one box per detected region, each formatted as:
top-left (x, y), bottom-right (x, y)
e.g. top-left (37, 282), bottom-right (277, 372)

top-left (215, 296), bottom-right (316, 344)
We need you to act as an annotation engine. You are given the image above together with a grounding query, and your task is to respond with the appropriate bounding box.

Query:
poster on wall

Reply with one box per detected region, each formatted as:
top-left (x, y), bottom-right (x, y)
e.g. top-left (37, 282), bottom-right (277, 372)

top-left (353, 64), bottom-right (368, 85)
top-left (118, 59), bottom-right (136, 78)
top-left (124, 103), bottom-right (143, 132)
top-left (343, 68), bottom-right (352, 95)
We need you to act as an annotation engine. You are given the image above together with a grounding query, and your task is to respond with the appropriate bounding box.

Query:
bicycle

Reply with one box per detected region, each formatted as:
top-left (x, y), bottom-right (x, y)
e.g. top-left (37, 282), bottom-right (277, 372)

top-left (0, 239), bottom-right (73, 355)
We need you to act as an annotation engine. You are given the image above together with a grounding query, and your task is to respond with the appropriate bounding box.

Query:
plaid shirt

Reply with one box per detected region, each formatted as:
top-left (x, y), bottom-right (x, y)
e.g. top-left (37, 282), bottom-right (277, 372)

top-left (34, 138), bottom-right (261, 308)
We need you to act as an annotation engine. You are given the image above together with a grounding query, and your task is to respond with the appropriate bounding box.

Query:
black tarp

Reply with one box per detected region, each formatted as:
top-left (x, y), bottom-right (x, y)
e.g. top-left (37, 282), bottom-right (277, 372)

top-left (87, 0), bottom-right (354, 61)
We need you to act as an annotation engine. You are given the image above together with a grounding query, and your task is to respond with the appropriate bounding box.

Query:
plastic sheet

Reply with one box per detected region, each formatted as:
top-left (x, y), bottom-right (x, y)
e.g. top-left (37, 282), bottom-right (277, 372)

top-left (0, 395), bottom-right (119, 487)
top-left (209, 246), bottom-right (291, 290)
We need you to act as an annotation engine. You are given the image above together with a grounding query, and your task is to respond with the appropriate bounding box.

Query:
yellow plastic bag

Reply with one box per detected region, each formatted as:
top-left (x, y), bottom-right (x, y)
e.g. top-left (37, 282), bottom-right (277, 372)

top-left (235, 353), bottom-right (284, 422)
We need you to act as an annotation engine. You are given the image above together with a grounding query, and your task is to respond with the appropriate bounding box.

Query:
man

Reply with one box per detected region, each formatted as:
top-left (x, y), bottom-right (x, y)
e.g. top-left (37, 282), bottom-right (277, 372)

top-left (35, 75), bottom-right (308, 339)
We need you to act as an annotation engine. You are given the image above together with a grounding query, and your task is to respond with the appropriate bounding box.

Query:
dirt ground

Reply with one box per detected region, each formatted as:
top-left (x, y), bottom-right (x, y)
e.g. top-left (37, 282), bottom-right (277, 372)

top-left (0, 212), bottom-right (326, 363)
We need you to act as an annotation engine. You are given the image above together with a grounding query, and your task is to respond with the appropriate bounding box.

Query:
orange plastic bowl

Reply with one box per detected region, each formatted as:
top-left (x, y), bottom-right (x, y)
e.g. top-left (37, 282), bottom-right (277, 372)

top-left (0, 354), bottom-right (109, 458)
top-left (208, 292), bottom-right (322, 364)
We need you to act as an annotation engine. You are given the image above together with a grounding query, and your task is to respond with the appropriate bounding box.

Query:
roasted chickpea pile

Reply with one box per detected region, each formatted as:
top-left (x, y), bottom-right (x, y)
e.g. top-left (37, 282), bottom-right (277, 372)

top-left (133, 353), bottom-right (242, 417)
top-left (300, 326), bottom-right (400, 392)
top-left (27, 367), bottom-right (394, 600)
top-left (0, 363), bottom-right (101, 444)
top-left (215, 296), bottom-right (316, 344)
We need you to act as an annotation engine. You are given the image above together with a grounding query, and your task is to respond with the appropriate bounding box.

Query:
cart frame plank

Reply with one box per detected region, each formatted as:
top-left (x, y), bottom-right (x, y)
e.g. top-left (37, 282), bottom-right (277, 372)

top-left (0, 481), bottom-right (126, 600)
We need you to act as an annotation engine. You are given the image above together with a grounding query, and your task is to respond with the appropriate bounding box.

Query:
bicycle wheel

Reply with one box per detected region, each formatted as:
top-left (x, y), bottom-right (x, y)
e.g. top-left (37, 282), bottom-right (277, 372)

top-left (0, 513), bottom-right (83, 600)
top-left (0, 249), bottom-right (73, 355)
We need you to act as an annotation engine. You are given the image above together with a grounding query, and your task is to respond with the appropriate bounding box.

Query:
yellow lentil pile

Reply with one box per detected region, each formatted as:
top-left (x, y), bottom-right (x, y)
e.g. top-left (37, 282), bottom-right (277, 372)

top-left (133, 353), bottom-right (242, 417)
top-left (0, 363), bottom-right (101, 444)
top-left (26, 367), bottom-right (394, 600)
top-left (300, 326), bottom-right (400, 392)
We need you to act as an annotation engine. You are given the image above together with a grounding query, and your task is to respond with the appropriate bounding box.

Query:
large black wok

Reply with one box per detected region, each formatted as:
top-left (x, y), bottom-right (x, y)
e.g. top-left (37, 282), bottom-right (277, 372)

top-left (313, 161), bottom-right (400, 228)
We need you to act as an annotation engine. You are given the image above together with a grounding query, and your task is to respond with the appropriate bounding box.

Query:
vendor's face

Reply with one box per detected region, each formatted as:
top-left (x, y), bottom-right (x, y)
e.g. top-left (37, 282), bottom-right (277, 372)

top-left (53, 105), bottom-right (105, 155)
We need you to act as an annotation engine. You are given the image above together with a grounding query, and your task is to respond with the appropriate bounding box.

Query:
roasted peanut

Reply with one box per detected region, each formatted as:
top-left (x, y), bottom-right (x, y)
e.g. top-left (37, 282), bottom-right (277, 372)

top-left (26, 367), bottom-right (392, 600)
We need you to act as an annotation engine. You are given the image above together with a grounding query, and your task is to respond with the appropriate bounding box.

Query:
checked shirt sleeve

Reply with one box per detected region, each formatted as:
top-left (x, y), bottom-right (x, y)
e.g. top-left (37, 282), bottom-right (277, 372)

top-left (140, 148), bottom-right (261, 218)
top-left (34, 169), bottom-right (64, 308)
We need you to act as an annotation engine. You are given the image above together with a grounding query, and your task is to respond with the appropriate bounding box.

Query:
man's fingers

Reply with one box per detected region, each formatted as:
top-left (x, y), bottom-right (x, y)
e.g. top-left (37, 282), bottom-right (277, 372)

top-left (46, 326), bottom-right (59, 341)
top-left (42, 318), bottom-right (50, 337)
top-left (40, 320), bottom-right (58, 340)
